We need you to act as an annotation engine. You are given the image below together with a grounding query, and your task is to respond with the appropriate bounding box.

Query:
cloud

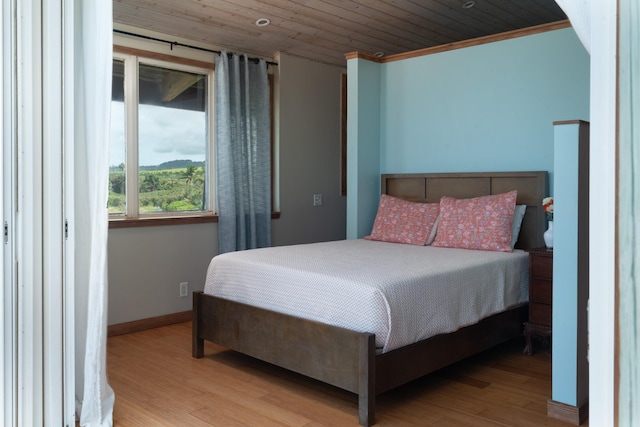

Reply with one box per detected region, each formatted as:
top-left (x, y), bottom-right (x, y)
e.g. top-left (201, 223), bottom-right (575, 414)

top-left (109, 101), bottom-right (126, 166)
top-left (110, 101), bottom-right (208, 168)
top-left (138, 104), bottom-right (207, 166)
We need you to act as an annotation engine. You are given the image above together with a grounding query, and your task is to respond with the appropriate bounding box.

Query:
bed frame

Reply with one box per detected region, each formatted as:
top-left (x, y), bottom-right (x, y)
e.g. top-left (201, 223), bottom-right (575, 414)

top-left (193, 171), bottom-right (547, 426)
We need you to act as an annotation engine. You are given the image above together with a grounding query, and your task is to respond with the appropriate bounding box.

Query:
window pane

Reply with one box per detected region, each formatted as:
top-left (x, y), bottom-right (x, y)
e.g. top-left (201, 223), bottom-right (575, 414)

top-left (137, 63), bottom-right (207, 214)
top-left (109, 59), bottom-right (126, 215)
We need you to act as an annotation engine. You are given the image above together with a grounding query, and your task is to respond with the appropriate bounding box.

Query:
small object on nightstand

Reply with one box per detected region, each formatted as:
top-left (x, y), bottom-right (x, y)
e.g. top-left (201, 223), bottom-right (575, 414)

top-left (523, 247), bottom-right (553, 355)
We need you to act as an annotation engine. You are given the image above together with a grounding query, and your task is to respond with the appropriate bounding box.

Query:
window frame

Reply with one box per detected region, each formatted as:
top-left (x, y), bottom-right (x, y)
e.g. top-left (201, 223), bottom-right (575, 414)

top-left (110, 48), bottom-right (216, 226)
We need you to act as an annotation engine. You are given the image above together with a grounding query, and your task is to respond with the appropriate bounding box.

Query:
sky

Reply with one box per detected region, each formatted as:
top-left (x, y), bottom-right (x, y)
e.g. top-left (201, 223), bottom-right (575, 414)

top-left (110, 101), bottom-right (206, 168)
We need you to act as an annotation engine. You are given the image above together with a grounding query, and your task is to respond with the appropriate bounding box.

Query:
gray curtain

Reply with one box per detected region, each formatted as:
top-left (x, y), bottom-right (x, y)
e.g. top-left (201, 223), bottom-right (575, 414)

top-left (215, 52), bottom-right (271, 253)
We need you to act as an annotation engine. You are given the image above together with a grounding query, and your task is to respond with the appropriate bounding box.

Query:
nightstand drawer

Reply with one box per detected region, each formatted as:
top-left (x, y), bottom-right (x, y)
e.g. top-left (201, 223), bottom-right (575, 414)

top-left (530, 254), bottom-right (553, 279)
top-left (530, 278), bottom-right (552, 304)
top-left (530, 303), bottom-right (552, 326)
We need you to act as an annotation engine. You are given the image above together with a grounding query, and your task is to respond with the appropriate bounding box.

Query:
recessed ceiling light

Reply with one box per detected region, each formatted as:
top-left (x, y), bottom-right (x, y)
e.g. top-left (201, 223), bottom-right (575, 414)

top-left (255, 18), bottom-right (271, 27)
top-left (462, 1), bottom-right (476, 8)
top-left (374, 51), bottom-right (385, 58)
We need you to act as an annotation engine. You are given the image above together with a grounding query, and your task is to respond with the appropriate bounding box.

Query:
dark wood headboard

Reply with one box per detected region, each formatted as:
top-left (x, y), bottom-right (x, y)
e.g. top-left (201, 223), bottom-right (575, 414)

top-left (381, 171), bottom-right (548, 249)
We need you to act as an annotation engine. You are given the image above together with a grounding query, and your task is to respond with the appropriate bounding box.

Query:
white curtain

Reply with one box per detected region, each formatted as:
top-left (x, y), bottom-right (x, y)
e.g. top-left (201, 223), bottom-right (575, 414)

top-left (74, 0), bottom-right (114, 425)
top-left (555, 0), bottom-right (591, 53)
top-left (215, 52), bottom-right (272, 253)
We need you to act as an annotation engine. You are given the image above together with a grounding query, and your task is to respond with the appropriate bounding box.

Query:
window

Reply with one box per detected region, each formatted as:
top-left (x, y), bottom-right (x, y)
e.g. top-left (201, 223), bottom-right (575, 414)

top-left (109, 54), bottom-right (214, 220)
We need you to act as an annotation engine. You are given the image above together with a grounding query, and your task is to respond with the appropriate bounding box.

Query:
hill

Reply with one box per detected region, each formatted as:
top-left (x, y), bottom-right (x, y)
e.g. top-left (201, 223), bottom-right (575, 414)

top-left (140, 159), bottom-right (205, 171)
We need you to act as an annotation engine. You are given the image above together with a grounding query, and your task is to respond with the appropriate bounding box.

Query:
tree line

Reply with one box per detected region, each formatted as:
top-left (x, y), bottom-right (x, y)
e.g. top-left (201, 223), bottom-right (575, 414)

top-left (108, 164), bottom-right (205, 213)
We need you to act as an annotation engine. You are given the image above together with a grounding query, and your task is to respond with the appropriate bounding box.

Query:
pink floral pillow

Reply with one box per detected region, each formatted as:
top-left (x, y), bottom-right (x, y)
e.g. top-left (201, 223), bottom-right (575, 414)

top-left (432, 190), bottom-right (517, 252)
top-left (365, 195), bottom-right (440, 245)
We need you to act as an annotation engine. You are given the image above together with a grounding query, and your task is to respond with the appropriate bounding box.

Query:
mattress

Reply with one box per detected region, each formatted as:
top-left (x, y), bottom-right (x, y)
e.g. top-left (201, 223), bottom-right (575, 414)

top-left (204, 239), bottom-right (529, 353)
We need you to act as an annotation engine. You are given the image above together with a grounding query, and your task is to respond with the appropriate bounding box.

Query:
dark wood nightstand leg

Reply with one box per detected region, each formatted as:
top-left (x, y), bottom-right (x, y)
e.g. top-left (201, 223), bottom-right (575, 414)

top-left (522, 322), bottom-right (552, 356)
top-left (523, 323), bottom-right (534, 355)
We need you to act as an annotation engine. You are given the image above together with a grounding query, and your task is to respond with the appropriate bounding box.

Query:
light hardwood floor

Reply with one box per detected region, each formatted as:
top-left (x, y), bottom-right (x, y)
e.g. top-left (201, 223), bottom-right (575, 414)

top-left (107, 321), bottom-right (581, 426)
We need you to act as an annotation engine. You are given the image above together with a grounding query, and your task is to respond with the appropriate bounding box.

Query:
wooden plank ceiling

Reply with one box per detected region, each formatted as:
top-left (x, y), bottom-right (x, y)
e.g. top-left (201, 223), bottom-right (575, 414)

top-left (113, 0), bottom-right (568, 67)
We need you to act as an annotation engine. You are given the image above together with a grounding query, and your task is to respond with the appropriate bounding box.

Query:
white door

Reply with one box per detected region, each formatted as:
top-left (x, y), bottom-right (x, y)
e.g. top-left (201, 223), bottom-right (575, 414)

top-left (1, 1), bottom-right (17, 424)
top-left (2, 0), bottom-right (75, 425)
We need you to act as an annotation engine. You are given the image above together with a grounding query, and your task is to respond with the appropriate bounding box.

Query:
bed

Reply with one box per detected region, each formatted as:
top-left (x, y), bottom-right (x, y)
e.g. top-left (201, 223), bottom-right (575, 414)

top-left (192, 171), bottom-right (547, 426)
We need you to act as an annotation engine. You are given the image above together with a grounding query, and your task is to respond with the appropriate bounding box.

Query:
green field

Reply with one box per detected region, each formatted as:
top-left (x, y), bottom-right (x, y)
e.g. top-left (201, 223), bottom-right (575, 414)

top-left (108, 164), bottom-right (205, 214)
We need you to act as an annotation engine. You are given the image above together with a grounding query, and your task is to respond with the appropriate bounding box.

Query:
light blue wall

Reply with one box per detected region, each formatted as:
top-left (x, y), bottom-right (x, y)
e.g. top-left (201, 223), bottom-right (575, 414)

top-left (346, 58), bottom-right (382, 239)
top-left (552, 121), bottom-right (589, 407)
top-left (379, 28), bottom-right (589, 182)
top-left (553, 124), bottom-right (580, 404)
top-left (347, 27), bottom-right (589, 237)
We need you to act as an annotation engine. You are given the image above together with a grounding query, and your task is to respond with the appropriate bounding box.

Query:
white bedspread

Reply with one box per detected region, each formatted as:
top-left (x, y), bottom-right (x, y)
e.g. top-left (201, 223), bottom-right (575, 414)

top-left (204, 239), bottom-right (529, 353)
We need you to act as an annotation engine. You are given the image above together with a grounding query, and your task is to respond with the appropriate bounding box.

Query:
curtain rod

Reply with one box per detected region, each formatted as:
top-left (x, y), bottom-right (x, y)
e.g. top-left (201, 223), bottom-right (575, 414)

top-left (113, 29), bottom-right (278, 66)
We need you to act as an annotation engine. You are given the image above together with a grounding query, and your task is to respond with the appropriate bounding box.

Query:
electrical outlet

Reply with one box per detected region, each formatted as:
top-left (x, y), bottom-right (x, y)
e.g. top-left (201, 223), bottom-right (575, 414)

top-left (313, 194), bottom-right (323, 206)
top-left (179, 282), bottom-right (189, 297)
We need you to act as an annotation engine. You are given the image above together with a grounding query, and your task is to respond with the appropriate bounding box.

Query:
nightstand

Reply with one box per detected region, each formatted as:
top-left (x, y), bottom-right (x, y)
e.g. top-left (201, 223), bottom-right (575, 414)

top-left (523, 248), bottom-right (552, 355)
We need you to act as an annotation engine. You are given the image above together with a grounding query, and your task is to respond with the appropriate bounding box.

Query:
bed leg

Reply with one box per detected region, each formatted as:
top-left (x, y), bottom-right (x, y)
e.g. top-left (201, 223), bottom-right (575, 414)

top-left (192, 291), bottom-right (204, 358)
top-left (358, 334), bottom-right (376, 426)
top-left (193, 336), bottom-right (204, 358)
top-left (358, 393), bottom-right (375, 427)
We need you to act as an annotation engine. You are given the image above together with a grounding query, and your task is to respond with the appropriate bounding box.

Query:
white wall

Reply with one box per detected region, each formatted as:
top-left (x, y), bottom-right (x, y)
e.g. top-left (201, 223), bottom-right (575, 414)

top-left (108, 43), bottom-right (347, 325)
top-left (271, 53), bottom-right (347, 246)
top-left (108, 224), bottom-right (216, 325)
